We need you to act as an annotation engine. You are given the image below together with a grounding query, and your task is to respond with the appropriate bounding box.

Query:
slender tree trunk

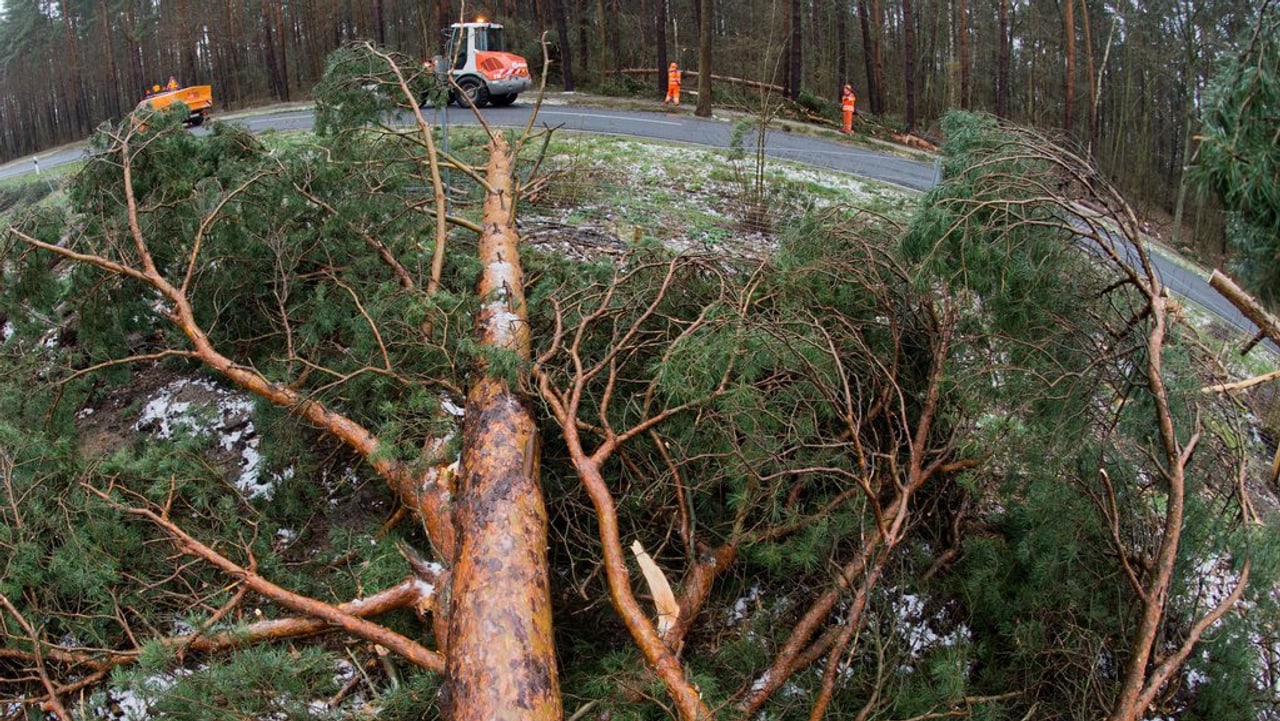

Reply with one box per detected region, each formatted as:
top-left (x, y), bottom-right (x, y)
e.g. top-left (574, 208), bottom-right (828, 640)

top-left (434, 0), bottom-right (453, 54)
top-left (811, 0), bottom-right (825, 94)
top-left (262, 6), bottom-right (281, 101)
top-left (923, 0), bottom-right (941, 116)
top-left (1080, 0), bottom-right (1098, 151)
top-left (1169, 4), bottom-right (1200, 248)
top-left (595, 0), bottom-right (607, 85)
top-left (374, 0), bottom-right (385, 46)
top-left (656, 0), bottom-right (668, 96)
top-left (871, 0), bottom-right (885, 114)
top-left (997, 0), bottom-right (1010, 118)
top-left (638, 0), bottom-right (649, 52)
top-left (276, 0), bottom-right (291, 102)
top-left (225, 1), bottom-right (244, 103)
top-left (535, 0), bottom-right (548, 33)
top-left (1170, 119), bottom-right (1195, 248)
top-left (695, 0), bottom-right (712, 116)
top-left (902, 0), bottom-right (916, 131)
top-left (553, 0), bottom-right (575, 90)
top-left (837, 0), bottom-right (848, 99)
top-left (857, 1), bottom-right (879, 114)
top-left (611, 0), bottom-right (622, 75)
top-left (788, 0), bottom-right (802, 100)
top-left (98, 0), bottom-right (123, 120)
top-left (957, 0), bottom-right (969, 109)
top-left (1064, 0), bottom-right (1076, 134)
top-left (59, 0), bottom-right (89, 135)
top-left (445, 134), bottom-right (562, 721)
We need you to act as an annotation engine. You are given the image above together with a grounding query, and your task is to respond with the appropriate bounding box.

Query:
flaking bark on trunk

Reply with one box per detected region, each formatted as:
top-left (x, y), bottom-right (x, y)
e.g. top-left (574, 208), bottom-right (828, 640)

top-left (444, 134), bottom-right (562, 721)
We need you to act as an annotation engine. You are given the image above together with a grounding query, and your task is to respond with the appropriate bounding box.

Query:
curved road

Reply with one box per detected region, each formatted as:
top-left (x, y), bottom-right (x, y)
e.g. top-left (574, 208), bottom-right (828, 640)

top-left (1, 101), bottom-right (1272, 351)
top-left (228, 102), bottom-right (939, 191)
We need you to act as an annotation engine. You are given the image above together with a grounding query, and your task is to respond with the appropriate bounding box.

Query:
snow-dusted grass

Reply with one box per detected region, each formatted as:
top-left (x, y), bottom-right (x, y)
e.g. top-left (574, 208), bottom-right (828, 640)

top-left (524, 134), bottom-right (914, 255)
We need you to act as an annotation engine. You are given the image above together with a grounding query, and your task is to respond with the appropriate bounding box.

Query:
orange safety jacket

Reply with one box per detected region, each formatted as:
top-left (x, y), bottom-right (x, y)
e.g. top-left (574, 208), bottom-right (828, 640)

top-left (668, 67), bottom-right (682, 88)
top-left (842, 90), bottom-right (856, 112)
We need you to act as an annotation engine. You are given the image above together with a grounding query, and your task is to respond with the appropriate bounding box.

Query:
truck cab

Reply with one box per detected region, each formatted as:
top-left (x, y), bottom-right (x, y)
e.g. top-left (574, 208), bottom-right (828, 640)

top-left (437, 21), bottom-right (532, 107)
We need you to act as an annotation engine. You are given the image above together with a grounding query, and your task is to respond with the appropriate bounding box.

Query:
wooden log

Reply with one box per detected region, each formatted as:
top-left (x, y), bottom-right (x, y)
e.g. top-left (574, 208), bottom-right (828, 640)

top-left (1208, 269), bottom-right (1280, 354)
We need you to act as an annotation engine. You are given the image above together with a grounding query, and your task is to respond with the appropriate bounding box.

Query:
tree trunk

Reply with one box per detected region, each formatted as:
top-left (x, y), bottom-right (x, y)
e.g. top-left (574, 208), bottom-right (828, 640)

top-left (373, 0), bottom-right (385, 46)
top-left (857, 0), bottom-right (880, 115)
top-left (98, 0), bottom-right (123, 120)
top-left (811, 0), bottom-right (824, 92)
top-left (1080, 0), bottom-right (1098, 151)
top-left (902, 0), bottom-right (916, 131)
top-left (444, 134), bottom-right (562, 721)
top-left (576, 0), bottom-right (591, 85)
top-left (262, 7), bottom-right (281, 100)
top-left (997, 0), bottom-right (1010, 118)
top-left (837, 0), bottom-right (848, 99)
top-left (1064, 0), bottom-right (1076, 134)
top-left (656, 0), bottom-right (668, 96)
top-left (788, 0), bottom-right (802, 100)
top-left (59, 0), bottom-right (89, 136)
top-left (276, 0), bottom-right (291, 102)
top-left (611, 0), bottom-right (622, 75)
top-left (596, 0), bottom-right (607, 86)
top-left (957, 0), bottom-right (969, 109)
top-left (553, 0), bottom-right (575, 90)
top-left (695, 0), bottom-right (712, 116)
top-left (434, 0), bottom-right (453, 54)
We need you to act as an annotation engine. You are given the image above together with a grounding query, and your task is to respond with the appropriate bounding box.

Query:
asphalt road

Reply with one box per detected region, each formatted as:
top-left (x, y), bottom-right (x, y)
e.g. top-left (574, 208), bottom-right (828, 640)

top-left (1, 100), bottom-right (1272, 353)
top-left (227, 102), bottom-right (941, 191)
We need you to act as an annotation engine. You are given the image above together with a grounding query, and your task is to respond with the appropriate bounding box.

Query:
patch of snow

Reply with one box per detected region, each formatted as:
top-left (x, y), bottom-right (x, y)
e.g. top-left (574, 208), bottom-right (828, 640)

top-left (886, 589), bottom-right (971, 660)
top-left (441, 396), bottom-right (465, 416)
top-left (275, 527), bottom-right (297, 546)
top-left (133, 378), bottom-right (274, 499)
top-left (780, 680), bottom-right (808, 699)
top-left (749, 670), bottom-right (772, 694)
top-left (1177, 553), bottom-right (1244, 625)
top-left (729, 584), bottom-right (764, 626)
top-left (484, 303), bottom-right (524, 336)
top-left (236, 442), bottom-right (269, 498)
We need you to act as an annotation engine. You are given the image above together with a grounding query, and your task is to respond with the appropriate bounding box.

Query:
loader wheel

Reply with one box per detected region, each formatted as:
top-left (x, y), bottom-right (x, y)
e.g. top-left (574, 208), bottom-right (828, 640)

top-left (456, 77), bottom-right (490, 108)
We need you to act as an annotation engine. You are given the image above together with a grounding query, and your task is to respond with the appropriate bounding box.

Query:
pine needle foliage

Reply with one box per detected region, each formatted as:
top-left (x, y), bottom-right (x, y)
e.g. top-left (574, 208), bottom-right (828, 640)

top-left (1193, 5), bottom-right (1280, 307)
top-left (0, 45), bottom-right (1273, 720)
top-left (0, 49), bottom-right (491, 717)
top-left (903, 111), bottom-right (1270, 720)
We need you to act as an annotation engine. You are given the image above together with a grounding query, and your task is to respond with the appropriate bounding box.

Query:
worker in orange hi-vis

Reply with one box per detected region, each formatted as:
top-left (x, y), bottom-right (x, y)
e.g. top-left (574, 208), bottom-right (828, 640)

top-left (664, 62), bottom-right (682, 106)
top-left (841, 84), bottom-right (857, 133)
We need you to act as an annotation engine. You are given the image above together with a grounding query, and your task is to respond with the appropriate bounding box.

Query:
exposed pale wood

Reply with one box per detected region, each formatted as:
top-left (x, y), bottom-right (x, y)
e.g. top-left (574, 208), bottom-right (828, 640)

top-left (1208, 269), bottom-right (1280, 352)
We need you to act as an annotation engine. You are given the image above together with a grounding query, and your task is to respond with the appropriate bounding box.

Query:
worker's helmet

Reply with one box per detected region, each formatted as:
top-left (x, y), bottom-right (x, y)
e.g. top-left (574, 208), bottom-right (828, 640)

top-left (844, 84), bottom-right (851, 91)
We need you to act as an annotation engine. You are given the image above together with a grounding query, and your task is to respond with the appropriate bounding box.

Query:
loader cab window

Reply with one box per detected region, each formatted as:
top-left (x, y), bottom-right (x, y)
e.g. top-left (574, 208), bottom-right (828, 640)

top-left (445, 25), bottom-right (508, 70)
top-left (474, 26), bottom-right (507, 52)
